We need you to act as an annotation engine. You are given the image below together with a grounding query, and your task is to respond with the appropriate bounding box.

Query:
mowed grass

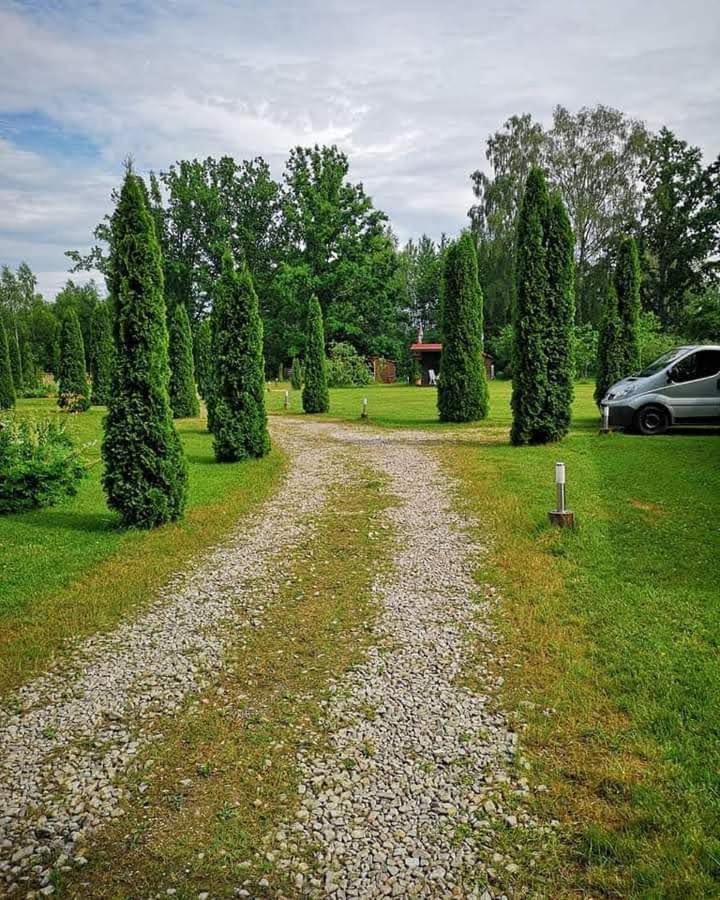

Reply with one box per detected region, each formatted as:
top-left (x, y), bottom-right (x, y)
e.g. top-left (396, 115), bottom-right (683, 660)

top-left (275, 379), bottom-right (720, 895)
top-left (0, 399), bottom-right (284, 694)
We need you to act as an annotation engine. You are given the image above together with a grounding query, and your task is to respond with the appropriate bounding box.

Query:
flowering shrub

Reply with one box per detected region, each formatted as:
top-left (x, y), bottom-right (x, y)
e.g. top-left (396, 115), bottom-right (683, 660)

top-left (0, 418), bottom-right (86, 514)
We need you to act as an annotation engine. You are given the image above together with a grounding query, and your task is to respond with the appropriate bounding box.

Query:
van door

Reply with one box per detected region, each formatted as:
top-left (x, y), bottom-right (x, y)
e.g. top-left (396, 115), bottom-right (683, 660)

top-left (660, 349), bottom-right (720, 422)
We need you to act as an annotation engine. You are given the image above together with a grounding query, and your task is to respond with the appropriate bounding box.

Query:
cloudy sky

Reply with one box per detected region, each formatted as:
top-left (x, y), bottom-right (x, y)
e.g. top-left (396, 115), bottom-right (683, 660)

top-left (1, 0), bottom-right (719, 299)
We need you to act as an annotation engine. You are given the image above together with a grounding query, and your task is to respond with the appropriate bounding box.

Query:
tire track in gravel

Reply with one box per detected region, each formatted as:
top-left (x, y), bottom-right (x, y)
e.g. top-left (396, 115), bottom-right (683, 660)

top-left (271, 422), bottom-right (536, 900)
top-left (0, 421), bottom-right (362, 895)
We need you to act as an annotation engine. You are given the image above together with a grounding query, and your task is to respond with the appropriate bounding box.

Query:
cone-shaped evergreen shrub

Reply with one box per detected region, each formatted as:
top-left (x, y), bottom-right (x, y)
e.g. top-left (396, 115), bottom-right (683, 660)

top-left (102, 170), bottom-right (188, 528)
top-left (615, 235), bottom-right (641, 376)
top-left (0, 318), bottom-right (15, 410)
top-left (511, 167), bottom-right (551, 445)
top-left (211, 250), bottom-right (270, 461)
top-left (57, 310), bottom-right (91, 411)
top-left (7, 325), bottom-right (22, 393)
top-left (594, 282), bottom-right (626, 405)
top-left (90, 303), bottom-right (115, 405)
top-left (194, 318), bottom-right (213, 400)
top-left (302, 296), bottom-right (329, 414)
top-left (290, 357), bottom-right (303, 390)
top-left (20, 338), bottom-right (40, 394)
top-left (437, 233), bottom-right (489, 422)
top-left (540, 192), bottom-right (575, 441)
top-left (168, 303), bottom-right (199, 418)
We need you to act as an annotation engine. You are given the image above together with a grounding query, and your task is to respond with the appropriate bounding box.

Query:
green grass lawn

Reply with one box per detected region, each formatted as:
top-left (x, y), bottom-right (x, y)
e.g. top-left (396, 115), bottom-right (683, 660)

top-left (273, 379), bottom-right (720, 895)
top-left (0, 399), bottom-right (284, 693)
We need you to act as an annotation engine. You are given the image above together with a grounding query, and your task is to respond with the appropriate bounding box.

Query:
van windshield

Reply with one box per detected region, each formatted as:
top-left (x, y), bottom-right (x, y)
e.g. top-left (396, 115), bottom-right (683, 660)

top-left (638, 348), bottom-right (687, 377)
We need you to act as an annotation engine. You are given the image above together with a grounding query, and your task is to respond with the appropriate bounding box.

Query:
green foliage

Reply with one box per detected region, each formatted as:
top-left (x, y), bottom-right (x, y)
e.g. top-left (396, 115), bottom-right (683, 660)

top-left (410, 358), bottom-right (422, 384)
top-left (640, 127), bottom-right (720, 326)
top-left (57, 310), bottom-right (91, 412)
top-left (290, 356), bottom-right (303, 390)
top-left (168, 302), bottom-right (199, 418)
top-left (437, 233), bottom-right (489, 422)
top-left (211, 250), bottom-right (270, 462)
top-left (541, 192), bottom-right (575, 440)
top-left (637, 311), bottom-right (679, 368)
top-left (90, 303), bottom-right (114, 405)
top-left (326, 342), bottom-right (372, 388)
top-left (20, 338), bottom-right (41, 394)
top-left (399, 234), bottom-right (444, 339)
top-left (193, 318), bottom-right (213, 401)
top-left (302, 295), bottom-right (329, 414)
top-left (614, 235), bottom-right (642, 375)
top-left (683, 286), bottom-right (720, 342)
top-left (485, 323), bottom-right (514, 376)
top-left (54, 279), bottom-right (101, 361)
top-left (102, 169), bottom-right (188, 528)
top-left (511, 168), bottom-right (551, 444)
top-left (594, 283), bottom-right (625, 404)
top-left (573, 323), bottom-right (599, 379)
top-left (0, 318), bottom-right (16, 410)
top-left (6, 326), bottom-right (22, 392)
top-left (0, 418), bottom-right (86, 514)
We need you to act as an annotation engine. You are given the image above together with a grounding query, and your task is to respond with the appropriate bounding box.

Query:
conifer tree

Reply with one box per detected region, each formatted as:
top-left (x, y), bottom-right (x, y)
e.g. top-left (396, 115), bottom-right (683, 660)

top-left (193, 318), bottom-right (213, 400)
top-left (57, 310), bottom-right (91, 411)
top-left (594, 282), bottom-right (626, 405)
top-left (20, 338), bottom-right (40, 394)
top-left (7, 325), bottom-right (22, 393)
top-left (615, 235), bottom-right (641, 375)
top-left (290, 357), bottom-right (303, 390)
top-left (211, 249), bottom-right (270, 461)
top-left (437, 232), bottom-right (489, 422)
top-left (540, 193), bottom-right (576, 440)
top-left (0, 318), bottom-right (15, 410)
top-left (302, 295), bottom-right (329, 414)
top-left (90, 303), bottom-right (115, 405)
top-left (102, 168), bottom-right (187, 528)
top-left (168, 302), bottom-right (199, 418)
top-left (511, 167), bottom-right (551, 445)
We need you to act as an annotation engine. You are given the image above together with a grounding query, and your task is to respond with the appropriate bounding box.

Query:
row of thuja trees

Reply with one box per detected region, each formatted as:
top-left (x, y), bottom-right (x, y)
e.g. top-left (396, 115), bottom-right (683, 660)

top-left (437, 165), bottom-right (641, 443)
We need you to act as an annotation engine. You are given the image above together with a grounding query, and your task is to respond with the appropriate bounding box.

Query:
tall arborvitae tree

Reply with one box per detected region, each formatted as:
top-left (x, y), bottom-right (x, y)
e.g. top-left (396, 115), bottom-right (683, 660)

top-left (20, 338), bottom-right (40, 393)
top-left (0, 318), bottom-right (15, 410)
top-left (57, 310), bottom-right (91, 411)
top-left (7, 325), bottom-right (22, 394)
top-left (168, 303), bottom-right (199, 418)
top-left (437, 232), bottom-right (489, 422)
top-left (615, 235), bottom-right (641, 375)
top-left (290, 357), bottom-right (303, 390)
top-left (211, 249), bottom-right (270, 461)
top-left (541, 193), bottom-right (576, 440)
top-left (193, 318), bottom-right (213, 400)
top-left (90, 303), bottom-right (115, 405)
top-left (594, 282), bottom-right (625, 405)
top-left (102, 169), bottom-right (188, 528)
top-left (511, 167), bottom-right (551, 445)
top-left (302, 295), bottom-right (329, 414)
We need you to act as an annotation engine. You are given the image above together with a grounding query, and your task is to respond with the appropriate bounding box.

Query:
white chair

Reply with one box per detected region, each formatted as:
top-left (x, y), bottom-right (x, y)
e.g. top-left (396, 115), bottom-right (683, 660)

top-left (428, 368), bottom-right (437, 386)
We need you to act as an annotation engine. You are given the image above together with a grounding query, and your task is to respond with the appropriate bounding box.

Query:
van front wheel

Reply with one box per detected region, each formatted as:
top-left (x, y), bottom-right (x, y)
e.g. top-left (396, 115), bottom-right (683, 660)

top-left (635, 405), bottom-right (669, 435)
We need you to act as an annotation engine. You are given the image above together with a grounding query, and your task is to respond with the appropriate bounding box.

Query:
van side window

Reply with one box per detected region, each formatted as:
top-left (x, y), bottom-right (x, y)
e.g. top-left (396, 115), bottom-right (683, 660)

top-left (670, 354), bottom-right (698, 383)
top-left (695, 350), bottom-right (720, 378)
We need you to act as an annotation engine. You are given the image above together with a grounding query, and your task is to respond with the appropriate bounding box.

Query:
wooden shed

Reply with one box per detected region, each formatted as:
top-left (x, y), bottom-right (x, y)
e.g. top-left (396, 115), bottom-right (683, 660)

top-left (410, 342), bottom-right (494, 386)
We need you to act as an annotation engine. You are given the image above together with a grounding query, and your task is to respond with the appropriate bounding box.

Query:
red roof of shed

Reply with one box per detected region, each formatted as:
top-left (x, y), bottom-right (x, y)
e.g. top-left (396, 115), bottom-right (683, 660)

top-left (410, 342), bottom-right (443, 351)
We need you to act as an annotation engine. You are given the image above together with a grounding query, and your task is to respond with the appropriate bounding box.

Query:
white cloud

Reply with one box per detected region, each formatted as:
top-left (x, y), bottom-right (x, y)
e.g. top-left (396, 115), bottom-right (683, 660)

top-left (1, 0), bottom-right (719, 296)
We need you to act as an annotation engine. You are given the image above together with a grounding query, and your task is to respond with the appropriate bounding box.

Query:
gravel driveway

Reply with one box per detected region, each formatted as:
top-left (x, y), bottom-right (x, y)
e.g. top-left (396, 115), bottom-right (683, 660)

top-left (1, 418), bottom-right (538, 898)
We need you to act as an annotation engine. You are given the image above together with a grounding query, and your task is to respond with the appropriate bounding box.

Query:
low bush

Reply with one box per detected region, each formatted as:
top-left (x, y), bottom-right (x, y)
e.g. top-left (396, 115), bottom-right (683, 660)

top-left (326, 342), bottom-right (372, 388)
top-left (0, 418), bottom-right (86, 514)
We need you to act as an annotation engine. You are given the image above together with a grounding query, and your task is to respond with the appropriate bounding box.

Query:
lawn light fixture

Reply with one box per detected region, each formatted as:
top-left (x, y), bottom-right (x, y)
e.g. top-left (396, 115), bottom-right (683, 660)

top-left (361, 396), bottom-right (368, 419)
top-left (600, 405), bottom-right (610, 433)
top-left (284, 389), bottom-right (289, 410)
top-left (549, 461), bottom-right (575, 528)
